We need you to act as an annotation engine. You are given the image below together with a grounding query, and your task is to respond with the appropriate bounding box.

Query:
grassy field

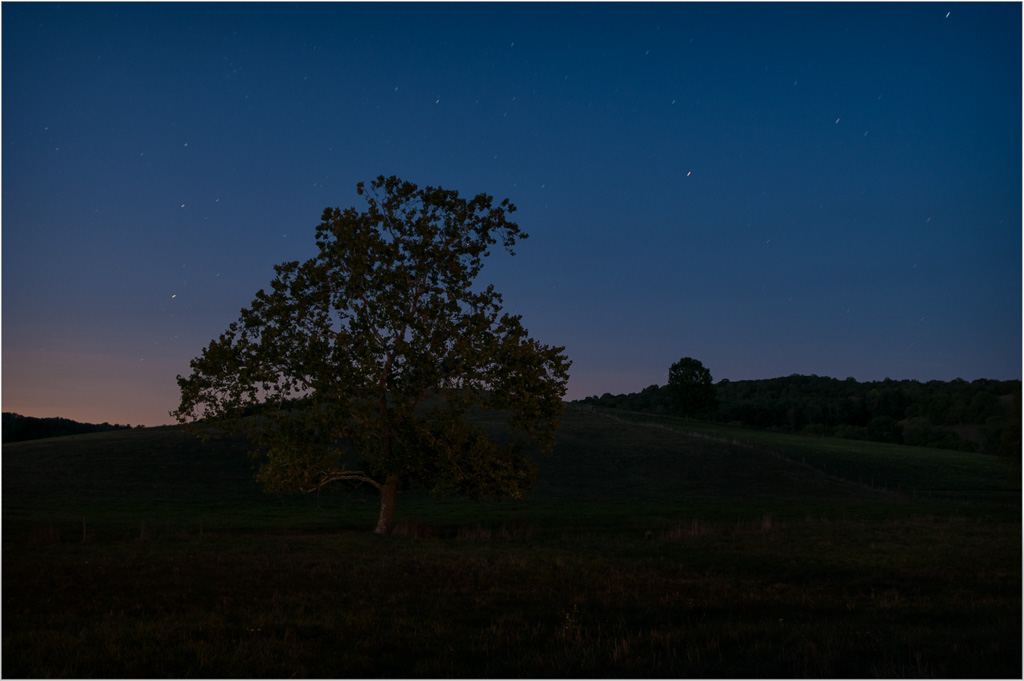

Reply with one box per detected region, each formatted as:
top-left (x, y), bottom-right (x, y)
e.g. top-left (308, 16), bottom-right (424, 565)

top-left (582, 406), bottom-right (1020, 501)
top-left (3, 409), bottom-right (1020, 677)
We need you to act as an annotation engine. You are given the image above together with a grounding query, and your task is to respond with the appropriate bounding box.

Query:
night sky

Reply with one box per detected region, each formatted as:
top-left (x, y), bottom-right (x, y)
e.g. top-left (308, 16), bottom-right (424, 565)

top-left (3, 2), bottom-right (1021, 427)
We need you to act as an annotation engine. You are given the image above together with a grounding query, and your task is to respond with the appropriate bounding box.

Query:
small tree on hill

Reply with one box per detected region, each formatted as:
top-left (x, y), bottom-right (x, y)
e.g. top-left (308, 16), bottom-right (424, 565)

top-left (172, 175), bottom-right (571, 534)
top-left (667, 357), bottom-right (718, 418)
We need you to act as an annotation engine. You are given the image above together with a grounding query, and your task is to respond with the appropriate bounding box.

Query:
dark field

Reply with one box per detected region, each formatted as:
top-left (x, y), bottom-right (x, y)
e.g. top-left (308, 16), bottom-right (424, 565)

top-left (3, 409), bottom-right (1020, 677)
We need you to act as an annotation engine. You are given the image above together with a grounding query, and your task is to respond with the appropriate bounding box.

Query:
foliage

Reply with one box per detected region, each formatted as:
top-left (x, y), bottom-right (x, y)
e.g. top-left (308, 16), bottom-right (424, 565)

top-left (581, 373), bottom-right (1021, 456)
top-left (173, 175), bottom-right (571, 533)
top-left (666, 357), bottom-right (718, 417)
top-left (1, 412), bottom-right (133, 444)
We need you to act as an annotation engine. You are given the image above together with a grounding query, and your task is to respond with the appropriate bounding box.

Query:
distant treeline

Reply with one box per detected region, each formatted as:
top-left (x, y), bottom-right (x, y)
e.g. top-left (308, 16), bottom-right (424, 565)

top-left (2, 413), bottom-right (135, 444)
top-left (578, 375), bottom-right (1022, 456)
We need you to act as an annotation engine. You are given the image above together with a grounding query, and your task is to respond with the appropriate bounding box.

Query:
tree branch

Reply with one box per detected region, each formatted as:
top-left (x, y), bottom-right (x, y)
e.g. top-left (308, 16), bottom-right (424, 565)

top-left (301, 470), bottom-right (382, 494)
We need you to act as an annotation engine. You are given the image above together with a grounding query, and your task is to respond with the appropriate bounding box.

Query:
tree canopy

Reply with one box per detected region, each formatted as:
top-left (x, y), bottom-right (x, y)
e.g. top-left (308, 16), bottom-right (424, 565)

top-left (667, 357), bottom-right (718, 418)
top-left (579, 374), bottom-right (1021, 456)
top-left (173, 175), bottom-right (571, 533)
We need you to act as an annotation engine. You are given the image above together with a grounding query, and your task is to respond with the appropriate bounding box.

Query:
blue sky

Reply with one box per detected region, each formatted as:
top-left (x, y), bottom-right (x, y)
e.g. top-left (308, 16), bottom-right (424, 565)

top-left (3, 2), bottom-right (1021, 425)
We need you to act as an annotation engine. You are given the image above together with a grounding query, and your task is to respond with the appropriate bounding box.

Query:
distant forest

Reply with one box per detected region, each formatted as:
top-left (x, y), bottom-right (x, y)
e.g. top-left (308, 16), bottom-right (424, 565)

top-left (2, 413), bottom-right (135, 444)
top-left (577, 375), bottom-right (1022, 456)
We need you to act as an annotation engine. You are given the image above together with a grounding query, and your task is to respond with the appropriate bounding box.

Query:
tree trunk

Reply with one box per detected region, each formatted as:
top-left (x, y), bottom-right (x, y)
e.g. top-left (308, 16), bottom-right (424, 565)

top-left (374, 475), bottom-right (398, 534)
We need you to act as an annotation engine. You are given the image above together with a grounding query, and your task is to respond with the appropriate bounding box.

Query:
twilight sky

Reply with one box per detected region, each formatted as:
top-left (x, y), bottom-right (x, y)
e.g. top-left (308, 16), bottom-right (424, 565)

top-left (2, 2), bottom-right (1021, 426)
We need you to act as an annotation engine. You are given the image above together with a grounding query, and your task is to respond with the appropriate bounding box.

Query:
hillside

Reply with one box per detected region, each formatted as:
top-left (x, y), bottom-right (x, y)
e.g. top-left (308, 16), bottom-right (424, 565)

top-left (2, 412), bottom-right (134, 444)
top-left (579, 374), bottom-right (1022, 456)
top-left (4, 408), bottom-right (1018, 543)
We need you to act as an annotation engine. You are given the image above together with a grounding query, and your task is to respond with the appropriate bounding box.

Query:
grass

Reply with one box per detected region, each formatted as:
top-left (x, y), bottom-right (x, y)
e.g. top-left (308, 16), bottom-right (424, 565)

top-left (584, 406), bottom-right (1020, 501)
top-left (3, 409), bottom-right (1021, 677)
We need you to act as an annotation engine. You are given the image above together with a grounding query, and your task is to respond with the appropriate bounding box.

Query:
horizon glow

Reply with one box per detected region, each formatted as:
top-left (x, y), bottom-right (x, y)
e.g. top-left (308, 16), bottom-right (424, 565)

top-left (2, 2), bottom-right (1020, 426)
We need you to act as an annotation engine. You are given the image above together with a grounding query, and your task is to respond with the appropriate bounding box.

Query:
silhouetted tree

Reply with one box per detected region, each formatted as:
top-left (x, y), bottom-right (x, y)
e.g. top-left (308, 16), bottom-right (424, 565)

top-left (667, 357), bottom-right (718, 418)
top-left (173, 176), bottom-right (571, 534)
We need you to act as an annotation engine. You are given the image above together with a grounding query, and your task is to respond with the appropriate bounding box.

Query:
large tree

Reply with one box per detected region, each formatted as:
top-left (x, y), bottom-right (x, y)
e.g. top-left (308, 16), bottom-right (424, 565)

top-left (667, 357), bottom-right (718, 418)
top-left (173, 176), bottom-right (571, 534)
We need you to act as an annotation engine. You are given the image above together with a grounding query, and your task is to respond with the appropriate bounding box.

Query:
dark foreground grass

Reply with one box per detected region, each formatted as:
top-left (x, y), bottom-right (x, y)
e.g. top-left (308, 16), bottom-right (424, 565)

top-left (4, 518), bottom-right (1019, 678)
top-left (3, 411), bottom-right (1021, 677)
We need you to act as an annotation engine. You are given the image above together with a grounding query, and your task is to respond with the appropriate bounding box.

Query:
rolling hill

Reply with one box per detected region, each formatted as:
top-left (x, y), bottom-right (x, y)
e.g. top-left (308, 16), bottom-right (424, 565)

top-left (3, 407), bottom-right (1018, 542)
